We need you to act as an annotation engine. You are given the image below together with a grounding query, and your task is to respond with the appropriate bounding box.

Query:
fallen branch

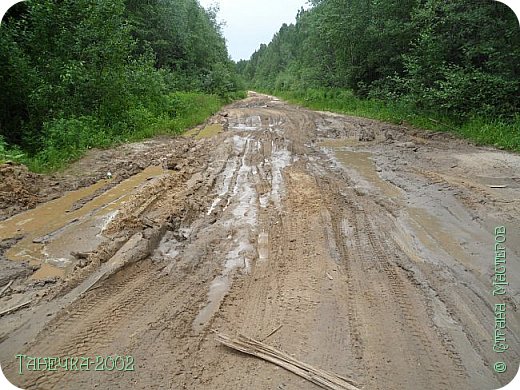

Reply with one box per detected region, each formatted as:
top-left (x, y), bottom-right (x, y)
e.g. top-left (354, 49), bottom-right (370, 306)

top-left (0, 300), bottom-right (31, 317)
top-left (262, 324), bottom-right (283, 341)
top-left (0, 280), bottom-right (13, 297)
top-left (216, 332), bottom-right (361, 390)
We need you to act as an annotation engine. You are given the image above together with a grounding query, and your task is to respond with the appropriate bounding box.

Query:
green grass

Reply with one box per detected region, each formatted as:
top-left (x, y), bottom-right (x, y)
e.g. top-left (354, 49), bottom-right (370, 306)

top-left (1, 91), bottom-right (245, 173)
top-left (125, 92), bottom-right (224, 141)
top-left (270, 88), bottom-right (520, 152)
top-left (0, 137), bottom-right (26, 165)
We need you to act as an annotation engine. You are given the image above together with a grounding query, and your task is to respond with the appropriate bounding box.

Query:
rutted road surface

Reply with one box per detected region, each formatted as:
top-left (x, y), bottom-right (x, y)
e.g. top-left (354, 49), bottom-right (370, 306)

top-left (0, 92), bottom-right (519, 389)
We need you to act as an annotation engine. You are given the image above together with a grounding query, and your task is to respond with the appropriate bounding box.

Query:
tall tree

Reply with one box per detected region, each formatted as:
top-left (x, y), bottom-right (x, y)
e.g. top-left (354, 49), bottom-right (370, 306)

top-left (240, 0), bottom-right (520, 118)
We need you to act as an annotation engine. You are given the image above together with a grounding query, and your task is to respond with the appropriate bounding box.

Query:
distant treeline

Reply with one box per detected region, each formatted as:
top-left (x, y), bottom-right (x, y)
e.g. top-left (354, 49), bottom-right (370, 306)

top-left (238, 0), bottom-right (520, 121)
top-left (0, 0), bottom-right (243, 170)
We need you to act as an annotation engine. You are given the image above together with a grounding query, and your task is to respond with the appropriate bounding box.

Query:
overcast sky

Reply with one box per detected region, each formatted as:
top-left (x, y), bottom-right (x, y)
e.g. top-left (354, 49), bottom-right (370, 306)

top-left (198, 0), bottom-right (310, 61)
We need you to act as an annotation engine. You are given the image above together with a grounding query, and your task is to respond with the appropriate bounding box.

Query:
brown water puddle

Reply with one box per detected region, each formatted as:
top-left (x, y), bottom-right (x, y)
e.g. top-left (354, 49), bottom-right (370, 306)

top-left (0, 166), bottom-right (164, 279)
top-left (321, 140), bottom-right (400, 198)
top-left (32, 263), bottom-right (66, 280)
top-left (184, 124), bottom-right (223, 139)
top-left (322, 139), bottom-right (473, 268)
top-left (406, 207), bottom-right (472, 268)
top-left (192, 275), bottom-right (230, 332)
top-left (196, 124), bottom-right (223, 139)
top-left (258, 232), bottom-right (269, 261)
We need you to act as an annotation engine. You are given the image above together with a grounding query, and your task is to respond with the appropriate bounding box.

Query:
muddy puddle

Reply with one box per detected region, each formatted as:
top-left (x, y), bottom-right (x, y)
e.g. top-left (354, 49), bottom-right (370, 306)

top-left (320, 139), bottom-right (400, 198)
top-left (192, 274), bottom-right (230, 331)
top-left (192, 241), bottom-right (253, 332)
top-left (192, 240), bottom-right (254, 332)
top-left (193, 136), bottom-right (259, 332)
top-left (229, 115), bottom-right (262, 131)
top-left (195, 124), bottom-right (223, 139)
top-left (207, 157), bottom-right (237, 215)
top-left (321, 139), bottom-right (482, 271)
top-left (184, 124), bottom-right (223, 139)
top-left (270, 147), bottom-right (293, 209)
top-left (258, 232), bottom-right (269, 261)
top-left (402, 207), bottom-right (478, 270)
top-left (0, 166), bottom-right (165, 279)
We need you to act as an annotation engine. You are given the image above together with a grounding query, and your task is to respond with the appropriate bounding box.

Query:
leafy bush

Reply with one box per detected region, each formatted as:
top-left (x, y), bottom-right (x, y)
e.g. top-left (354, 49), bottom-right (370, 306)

top-left (0, 0), bottom-right (245, 172)
top-left (0, 136), bottom-right (26, 163)
top-left (42, 117), bottom-right (109, 151)
top-left (27, 116), bottom-right (110, 170)
top-left (274, 88), bottom-right (520, 153)
top-left (425, 66), bottom-right (519, 118)
top-left (241, 0), bottom-right (520, 122)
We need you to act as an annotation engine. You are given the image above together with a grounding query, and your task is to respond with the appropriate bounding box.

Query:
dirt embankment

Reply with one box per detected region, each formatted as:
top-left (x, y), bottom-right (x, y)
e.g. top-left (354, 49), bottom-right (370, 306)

top-left (0, 92), bottom-right (518, 390)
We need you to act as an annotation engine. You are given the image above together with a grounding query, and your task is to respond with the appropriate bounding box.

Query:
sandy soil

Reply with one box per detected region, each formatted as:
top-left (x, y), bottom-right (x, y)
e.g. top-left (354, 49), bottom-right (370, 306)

top-left (0, 92), bottom-right (518, 389)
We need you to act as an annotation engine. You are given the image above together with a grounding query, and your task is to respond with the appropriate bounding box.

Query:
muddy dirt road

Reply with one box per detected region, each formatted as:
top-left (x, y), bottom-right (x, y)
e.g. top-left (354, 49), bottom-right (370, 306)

top-left (0, 92), bottom-right (519, 389)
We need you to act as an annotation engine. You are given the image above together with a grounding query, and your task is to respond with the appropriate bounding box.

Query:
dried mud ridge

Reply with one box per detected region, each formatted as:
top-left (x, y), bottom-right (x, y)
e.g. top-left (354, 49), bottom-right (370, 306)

top-left (0, 92), bottom-right (519, 389)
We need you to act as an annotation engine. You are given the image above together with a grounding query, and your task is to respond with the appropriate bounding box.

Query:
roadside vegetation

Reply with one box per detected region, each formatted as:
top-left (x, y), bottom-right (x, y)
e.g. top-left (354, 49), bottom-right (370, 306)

top-left (274, 89), bottom-right (520, 151)
top-left (0, 0), bottom-right (245, 171)
top-left (239, 0), bottom-right (520, 152)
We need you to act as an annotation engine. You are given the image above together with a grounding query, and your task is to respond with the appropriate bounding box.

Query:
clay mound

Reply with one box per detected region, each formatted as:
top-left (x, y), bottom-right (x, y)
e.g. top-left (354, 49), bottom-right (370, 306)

top-left (0, 163), bottom-right (43, 220)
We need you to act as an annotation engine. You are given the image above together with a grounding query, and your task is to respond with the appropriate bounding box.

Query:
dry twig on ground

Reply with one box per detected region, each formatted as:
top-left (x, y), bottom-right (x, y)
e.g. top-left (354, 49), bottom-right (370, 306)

top-left (216, 332), bottom-right (361, 390)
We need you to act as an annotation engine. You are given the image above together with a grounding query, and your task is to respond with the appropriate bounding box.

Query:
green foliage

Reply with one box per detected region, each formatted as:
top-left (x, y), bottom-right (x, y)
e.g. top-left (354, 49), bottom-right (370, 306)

top-left (273, 88), bottom-right (520, 152)
top-left (395, 0), bottom-right (520, 119)
top-left (458, 116), bottom-right (520, 151)
top-left (161, 92), bottom-right (223, 134)
top-left (24, 92), bottom-right (227, 172)
top-left (0, 135), bottom-right (26, 164)
top-left (27, 116), bottom-right (113, 171)
top-left (0, 0), bottom-right (244, 172)
top-left (125, 0), bottom-right (240, 94)
top-left (241, 0), bottom-right (520, 123)
top-left (210, 63), bottom-right (245, 96)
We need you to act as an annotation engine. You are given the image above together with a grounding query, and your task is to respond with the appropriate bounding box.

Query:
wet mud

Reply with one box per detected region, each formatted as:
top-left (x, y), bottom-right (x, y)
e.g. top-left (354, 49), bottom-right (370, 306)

top-left (0, 92), bottom-right (519, 390)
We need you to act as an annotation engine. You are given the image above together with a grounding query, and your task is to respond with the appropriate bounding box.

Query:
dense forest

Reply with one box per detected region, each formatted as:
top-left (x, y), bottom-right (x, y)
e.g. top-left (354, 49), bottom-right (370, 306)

top-left (1, 0), bottom-right (519, 170)
top-left (238, 0), bottom-right (520, 150)
top-left (0, 0), bottom-right (243, 170)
